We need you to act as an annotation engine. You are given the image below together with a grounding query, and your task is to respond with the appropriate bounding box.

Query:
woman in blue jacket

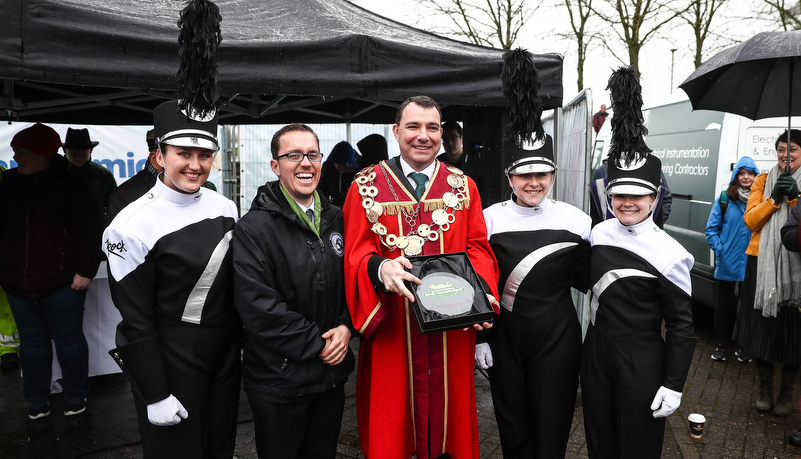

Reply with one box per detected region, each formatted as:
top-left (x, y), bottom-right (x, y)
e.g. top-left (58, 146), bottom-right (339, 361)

top-left (705, 156), bottom-right (759, 362)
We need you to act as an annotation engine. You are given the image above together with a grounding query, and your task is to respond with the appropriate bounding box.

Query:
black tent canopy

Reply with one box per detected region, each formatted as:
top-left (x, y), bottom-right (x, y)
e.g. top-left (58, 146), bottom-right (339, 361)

top-left (0, 0), bottom-right (563, 125)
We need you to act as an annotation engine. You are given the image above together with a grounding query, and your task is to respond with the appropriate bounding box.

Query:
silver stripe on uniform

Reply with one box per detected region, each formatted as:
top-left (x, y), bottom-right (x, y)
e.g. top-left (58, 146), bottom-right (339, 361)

top-left (181, 230), bottom-right (234, 324)
top-left (590, 268), bottom-right (657, 325)
top-left (501, 242), bottom-right (578, 312)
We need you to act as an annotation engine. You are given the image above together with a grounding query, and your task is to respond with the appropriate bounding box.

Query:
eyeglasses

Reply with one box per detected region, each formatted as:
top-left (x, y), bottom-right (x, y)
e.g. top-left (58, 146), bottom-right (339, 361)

top-left (276, 152), bottom-right (323, 162)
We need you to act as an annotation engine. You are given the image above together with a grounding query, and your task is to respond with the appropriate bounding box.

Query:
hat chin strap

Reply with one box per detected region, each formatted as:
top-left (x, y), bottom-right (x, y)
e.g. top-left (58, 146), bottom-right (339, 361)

top-left (607, 188), bottom-right (661, 227)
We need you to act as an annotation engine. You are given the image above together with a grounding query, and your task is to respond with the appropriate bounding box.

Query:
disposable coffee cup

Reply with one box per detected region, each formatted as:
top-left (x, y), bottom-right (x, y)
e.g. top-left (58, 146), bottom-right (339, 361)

top-left (688, 413), bottom-right (705, 438)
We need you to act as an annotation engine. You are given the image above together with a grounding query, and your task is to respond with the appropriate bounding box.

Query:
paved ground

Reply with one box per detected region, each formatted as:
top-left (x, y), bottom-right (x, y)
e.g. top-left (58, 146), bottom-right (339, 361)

top-left (1, 304), bottom-right (800, 458)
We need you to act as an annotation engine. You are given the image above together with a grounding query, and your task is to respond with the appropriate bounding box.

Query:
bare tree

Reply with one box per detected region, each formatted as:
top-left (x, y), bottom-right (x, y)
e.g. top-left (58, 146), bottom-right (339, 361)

top-left (564, 0), bottom-right (596, 92)
top-left (678, 0), bottom-right (730, 68)
top-left (417, 0), bottom-right (539, 49)
top-left (762, 0), bottom-right (801, 29)
top-left (593, 0), bottom-right (689, 74)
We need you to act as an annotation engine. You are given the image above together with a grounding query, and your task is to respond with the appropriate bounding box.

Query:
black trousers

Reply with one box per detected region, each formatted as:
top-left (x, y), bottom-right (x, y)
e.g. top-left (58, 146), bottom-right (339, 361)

top-left (715, 279), bottom-right (740, 345)
top-left (247, 385), bottom-right (346, 459)
top-left (487, 304), bottom-right (581, 458)
top-left (133, 322), bottom-right (241, 459)
top-left (580, 325), bottom-right (666, 459)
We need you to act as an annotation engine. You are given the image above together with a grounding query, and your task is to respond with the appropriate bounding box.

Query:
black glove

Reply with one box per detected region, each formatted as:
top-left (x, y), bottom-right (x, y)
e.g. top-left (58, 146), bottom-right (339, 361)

top-left (787, 179), bottom-right (800, 200)
top-left (773, 173), bottom-right (796, 202)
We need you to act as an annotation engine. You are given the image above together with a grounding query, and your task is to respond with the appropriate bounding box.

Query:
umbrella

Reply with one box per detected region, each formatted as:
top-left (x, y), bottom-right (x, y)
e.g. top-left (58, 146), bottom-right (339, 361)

top-left (679, 30), bottom-right (801, 170)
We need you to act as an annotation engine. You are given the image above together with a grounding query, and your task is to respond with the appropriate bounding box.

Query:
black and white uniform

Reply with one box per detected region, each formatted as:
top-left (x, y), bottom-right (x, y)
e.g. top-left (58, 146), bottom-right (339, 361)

top-left (104, 178), bottom-right (240, 459)
top-left (483, 197), bottom-right (591, 458)
top-left (581, 217), bottom-right (696, 458)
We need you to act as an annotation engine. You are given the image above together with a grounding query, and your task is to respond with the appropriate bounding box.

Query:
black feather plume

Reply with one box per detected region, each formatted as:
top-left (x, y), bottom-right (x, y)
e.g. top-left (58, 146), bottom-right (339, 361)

top-left (607, 66), bottom-right (651, 167)
top-left (501, 48), bottom-right (544, 146)
top-left (176, 0), bottom-right (222, 119)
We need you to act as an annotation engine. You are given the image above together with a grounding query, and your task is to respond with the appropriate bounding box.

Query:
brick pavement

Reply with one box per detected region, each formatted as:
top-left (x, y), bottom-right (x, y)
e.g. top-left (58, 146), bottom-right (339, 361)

top-left (2, 304), bottom-right (800, 458)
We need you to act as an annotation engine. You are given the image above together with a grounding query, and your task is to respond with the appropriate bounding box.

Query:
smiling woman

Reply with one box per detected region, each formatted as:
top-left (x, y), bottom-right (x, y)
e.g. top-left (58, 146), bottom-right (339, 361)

top-left (104, 99), bottom-right (241, 458)
top-left (482, 127), bottom-right (592, 458)
top-left (157, 145), bottom-right (215, 194)
top-left (610, 193), bottom-right (656, 226)
top-left (582, 67), bottom-right (696, 459)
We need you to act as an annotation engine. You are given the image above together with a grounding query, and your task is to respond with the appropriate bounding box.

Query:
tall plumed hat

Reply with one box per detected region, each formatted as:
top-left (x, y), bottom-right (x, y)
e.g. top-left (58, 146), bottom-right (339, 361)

top-left (154, 0), bottom-right (222, 152)
top-left (605, 67), bottom-right (661, 196)
top-left (501, 48), bottom-right (555, 176)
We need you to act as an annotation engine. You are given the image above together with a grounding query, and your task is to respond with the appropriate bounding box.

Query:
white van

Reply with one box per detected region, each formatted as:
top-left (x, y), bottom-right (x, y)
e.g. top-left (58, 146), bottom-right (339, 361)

top-left (592, 100), bottom-right (799, 307)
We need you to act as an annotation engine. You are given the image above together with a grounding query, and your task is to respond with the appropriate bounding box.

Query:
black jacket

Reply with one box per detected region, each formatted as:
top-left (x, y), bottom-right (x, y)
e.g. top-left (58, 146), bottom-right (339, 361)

top-left (0, 155), bottom-right (103, 298)
top-left (106, 161), bottom-right (159, 225)
top-left (232, 181), bottom-right (354, 397)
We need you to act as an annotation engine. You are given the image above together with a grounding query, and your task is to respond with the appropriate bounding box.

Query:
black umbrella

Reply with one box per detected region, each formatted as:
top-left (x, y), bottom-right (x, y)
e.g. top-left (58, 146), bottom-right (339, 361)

top-left (679, 30), bottom-right (801, 170)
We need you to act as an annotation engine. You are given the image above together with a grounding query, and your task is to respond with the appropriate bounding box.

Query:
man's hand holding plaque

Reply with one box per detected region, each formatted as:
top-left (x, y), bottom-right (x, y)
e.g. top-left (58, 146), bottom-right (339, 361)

top-left (398, 252), bottom-right (496, 334)
top-left (380, 256), bottom-right (421, 302)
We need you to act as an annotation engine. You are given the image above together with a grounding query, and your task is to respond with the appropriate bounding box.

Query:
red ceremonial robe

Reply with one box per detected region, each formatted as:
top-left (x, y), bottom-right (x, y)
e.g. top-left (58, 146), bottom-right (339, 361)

top-left (344, 159), bottom-right (500, 459)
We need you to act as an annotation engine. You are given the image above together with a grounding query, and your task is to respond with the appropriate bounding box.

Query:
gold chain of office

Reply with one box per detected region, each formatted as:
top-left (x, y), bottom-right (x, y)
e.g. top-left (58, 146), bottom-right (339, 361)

top-left (356, 163), bottom-right (469, 256)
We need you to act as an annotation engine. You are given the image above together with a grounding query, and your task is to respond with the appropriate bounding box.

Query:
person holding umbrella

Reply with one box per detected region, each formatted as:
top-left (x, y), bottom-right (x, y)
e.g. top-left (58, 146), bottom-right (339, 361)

top-left (736, 129), bottom-right (801, 418)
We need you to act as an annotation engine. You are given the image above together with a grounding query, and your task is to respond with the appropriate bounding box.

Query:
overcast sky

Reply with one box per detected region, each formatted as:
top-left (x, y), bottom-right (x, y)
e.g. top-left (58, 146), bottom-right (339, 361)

top-left (350, 0), bottom-right (770, 111)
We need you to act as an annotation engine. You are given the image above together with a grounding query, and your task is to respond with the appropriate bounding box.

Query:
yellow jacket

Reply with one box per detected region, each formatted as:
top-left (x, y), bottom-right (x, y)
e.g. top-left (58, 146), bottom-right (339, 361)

top-left (744, 172), bottom-right (797, 256)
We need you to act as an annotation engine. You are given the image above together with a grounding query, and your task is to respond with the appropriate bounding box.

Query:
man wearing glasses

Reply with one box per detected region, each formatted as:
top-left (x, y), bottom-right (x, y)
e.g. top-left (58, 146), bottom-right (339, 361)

top-left (232, 123), bottom-right (355, 458)
top-left (436, 121), bottom-right (465, 168)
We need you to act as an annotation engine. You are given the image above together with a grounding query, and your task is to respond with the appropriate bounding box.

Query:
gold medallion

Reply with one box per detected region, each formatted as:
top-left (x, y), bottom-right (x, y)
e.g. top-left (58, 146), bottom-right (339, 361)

top-left (447, 174), bottom-right (464, 188)
top-left (356, 175), bottom-right (369, 184)
top-left (362, 197), bottom-right (374, 209)
top-left (417, 224), bottom-right (431, 238)
top-left (446, 165), bottom-right (464, 175)
top-left (366, 186), bottom-right (379, 197)
top-left (371, 202), bottom-right (383, 217)
top-left (432, 209), bottom-right (449, 226)
top-left (442, 192), bottom-right (459, 208)
top-left (395, 236), bottom-right (409, 249)
top-left (367, 202), bottom-right (383, 222)
top-left (372, 222), bottom-right (388, 235)
top-left (405, 236), bottom-right (424, 256)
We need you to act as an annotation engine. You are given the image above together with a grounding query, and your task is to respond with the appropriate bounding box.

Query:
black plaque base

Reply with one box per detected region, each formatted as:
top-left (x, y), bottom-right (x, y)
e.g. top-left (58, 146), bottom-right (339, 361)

top-left (404, 252), bottom-right (494, 334)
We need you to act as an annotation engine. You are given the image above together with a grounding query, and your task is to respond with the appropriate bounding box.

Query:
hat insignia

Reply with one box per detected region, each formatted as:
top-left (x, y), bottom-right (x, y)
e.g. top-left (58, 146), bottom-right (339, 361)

top-left (521, 137), bottom-right (547, 151)
top-left (614, 155), bottom-right (647, 171)
top-left (180, 103), bottom-right (217, 123)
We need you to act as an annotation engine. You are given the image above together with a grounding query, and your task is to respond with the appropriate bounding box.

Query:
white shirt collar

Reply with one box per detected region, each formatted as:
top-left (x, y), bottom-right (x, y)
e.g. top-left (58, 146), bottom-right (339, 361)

top-left (297, 197), bottom-right (315, 214)
top-left (399, 157), bottom-right (437, 187)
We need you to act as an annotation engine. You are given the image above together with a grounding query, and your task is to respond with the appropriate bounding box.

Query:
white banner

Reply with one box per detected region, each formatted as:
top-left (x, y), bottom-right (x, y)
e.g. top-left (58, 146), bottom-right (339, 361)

top-left (1, 123), bottom-right (151, 185)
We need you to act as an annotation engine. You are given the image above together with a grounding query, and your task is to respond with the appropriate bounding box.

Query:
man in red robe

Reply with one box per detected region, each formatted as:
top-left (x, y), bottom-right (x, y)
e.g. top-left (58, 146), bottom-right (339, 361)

top-left (343, 95), bottom-right (500, 459)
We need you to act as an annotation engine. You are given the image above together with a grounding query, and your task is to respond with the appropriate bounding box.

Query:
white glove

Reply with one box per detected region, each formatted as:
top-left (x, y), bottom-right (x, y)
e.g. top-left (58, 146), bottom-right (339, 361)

top-left (650, 386), bottom-right (682, 418)
top-left (147, 394), bottom-right (189, 426)
top-left (474, 343), bottom-right (493, 369)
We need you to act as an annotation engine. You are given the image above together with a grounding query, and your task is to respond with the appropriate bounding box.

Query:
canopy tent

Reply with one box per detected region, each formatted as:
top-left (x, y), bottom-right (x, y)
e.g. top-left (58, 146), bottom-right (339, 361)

top-left (0, 0), bottom-right (563, 126)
